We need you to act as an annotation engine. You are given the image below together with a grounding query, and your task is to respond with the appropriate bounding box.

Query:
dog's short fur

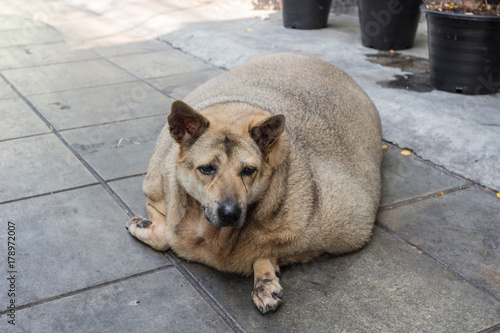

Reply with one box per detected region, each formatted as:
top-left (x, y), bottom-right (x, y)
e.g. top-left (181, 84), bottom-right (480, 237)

top-left (128, 53), bottom-right (382, 314)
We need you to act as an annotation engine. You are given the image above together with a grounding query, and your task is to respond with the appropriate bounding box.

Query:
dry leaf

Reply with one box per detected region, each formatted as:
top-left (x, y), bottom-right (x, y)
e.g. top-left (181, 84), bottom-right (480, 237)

top-left (401, 150), bottom-right (412, 156)
top-left (497, 192), bottom-right (500, 199)
top-left (117, 138), bottom-right (141, 147)
top-left (439, 191), bottom-right (444, 195)
top-left (245, 28), bottom-right (253, 32)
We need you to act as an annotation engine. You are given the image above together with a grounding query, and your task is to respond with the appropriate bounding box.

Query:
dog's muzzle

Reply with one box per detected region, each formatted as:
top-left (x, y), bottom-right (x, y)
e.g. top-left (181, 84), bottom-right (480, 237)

top-left (204, 201), bottom-right (245, 228)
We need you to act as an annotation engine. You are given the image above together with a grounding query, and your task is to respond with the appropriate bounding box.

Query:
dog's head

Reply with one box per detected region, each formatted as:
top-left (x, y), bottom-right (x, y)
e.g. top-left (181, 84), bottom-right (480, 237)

top-left (167, 100), bottom-right (286, 228)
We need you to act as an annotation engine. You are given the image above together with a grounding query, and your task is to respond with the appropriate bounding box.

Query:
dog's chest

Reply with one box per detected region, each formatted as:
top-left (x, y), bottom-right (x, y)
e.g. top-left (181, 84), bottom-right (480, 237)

top-left (173, 216), bottom-right (240, 270)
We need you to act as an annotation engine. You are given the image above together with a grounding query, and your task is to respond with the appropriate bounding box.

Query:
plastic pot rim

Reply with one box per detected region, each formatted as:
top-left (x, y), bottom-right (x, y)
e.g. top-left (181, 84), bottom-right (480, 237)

top-left (422, 5), bottom-right (500, 21)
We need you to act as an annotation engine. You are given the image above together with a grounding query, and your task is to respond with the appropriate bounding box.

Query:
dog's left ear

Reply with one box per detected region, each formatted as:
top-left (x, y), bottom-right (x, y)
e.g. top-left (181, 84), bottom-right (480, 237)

top-left (250, 114), bottom-right (285, 152)
top-left (168, 100), bottom-right (210, 146)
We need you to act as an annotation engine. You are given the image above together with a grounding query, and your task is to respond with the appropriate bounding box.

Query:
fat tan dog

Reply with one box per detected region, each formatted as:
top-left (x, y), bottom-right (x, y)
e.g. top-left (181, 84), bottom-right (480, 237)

top-left (128, 53), bottom-right (382, 314)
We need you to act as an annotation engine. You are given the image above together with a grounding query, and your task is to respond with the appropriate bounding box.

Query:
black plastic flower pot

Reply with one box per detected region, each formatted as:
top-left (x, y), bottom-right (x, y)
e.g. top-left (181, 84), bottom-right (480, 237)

top-left (358, 0), bottom-right (422, 50)
top-left (424, 7), bottom-right (500, 95)
top-left (282, 0), bottom-right (332, 29)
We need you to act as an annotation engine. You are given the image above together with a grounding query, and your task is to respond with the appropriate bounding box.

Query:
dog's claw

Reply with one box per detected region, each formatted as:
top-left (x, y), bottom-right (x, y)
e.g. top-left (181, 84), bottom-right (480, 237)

top-left (127, 216), bottom-right (152, 229)
top-left (272, 291), bottom-right (283, 299)
top-left (127, 216), bottom-right (144, 226)
top-left (137, 219), bottom-right (152, 228)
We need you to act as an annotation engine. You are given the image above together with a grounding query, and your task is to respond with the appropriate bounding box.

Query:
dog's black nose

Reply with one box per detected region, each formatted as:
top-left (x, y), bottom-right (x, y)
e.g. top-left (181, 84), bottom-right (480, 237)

top-left (217, 201), bottom-right (242, 226)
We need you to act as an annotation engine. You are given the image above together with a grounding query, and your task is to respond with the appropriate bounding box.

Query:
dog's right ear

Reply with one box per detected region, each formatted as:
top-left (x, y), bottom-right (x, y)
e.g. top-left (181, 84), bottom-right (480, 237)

top-left (168, 100), bottom-right (210, 146)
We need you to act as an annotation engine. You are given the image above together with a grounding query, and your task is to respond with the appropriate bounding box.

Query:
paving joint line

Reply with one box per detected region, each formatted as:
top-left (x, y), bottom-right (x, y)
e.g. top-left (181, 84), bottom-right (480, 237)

top-left (106, 173), bottom-right (147, 183)
top-left (57, 112), bottom-right (168, 133)
top-left (157, 38), bottom-right (230, 71)
top-left (0, 71), bottom-right (137, 218)
top-left (382, 139), bottom-right (492, 190)
top-left (0, 265), bottom-right (174, 317)
top-left (0, 56), bottom-right (102, 71)
top-left (9, 78), bottom-right (140, 97)
top-left (478, 323), bottom-right (500, 333)
top-left (0, 131), bottom-right (53, 144)
top-left (169, 257), bottom-right (246, 333)
top-left (83, 46), bottom-right (179, 101)
top-left (378, 183), bottom-right (472, 210)
top-left (375, 222), bottom-right (500, 303)
top-left (98, 56), bottom-right (176, 100)
top-left (0, 182), bottom-right (100, 206)
top-left (0, 39), bottom-right (64, 50)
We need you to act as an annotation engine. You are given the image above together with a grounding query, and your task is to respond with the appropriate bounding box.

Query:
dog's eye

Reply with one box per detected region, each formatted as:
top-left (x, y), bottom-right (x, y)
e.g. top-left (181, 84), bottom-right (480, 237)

top-left (198, 164), bottom-right (217, 175)
top-left (241, 166), bottom-right (256, 177)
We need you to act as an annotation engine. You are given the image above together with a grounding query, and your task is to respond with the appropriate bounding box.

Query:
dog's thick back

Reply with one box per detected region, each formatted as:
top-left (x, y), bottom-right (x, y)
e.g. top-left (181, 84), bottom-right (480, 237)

top-left (185, 53), bottom-right (382, 203)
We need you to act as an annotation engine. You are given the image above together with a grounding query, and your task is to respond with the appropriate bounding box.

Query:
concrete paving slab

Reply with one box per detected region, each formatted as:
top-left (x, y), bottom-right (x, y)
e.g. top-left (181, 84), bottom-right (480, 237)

top-left (62, 115), bottom-right (165, 180)
top-left (109, 49), bottom-right (213, 80)
top-left (74, 0), bottom-right (274, 40)
top-left (0, 185), bottom-right (171, 307)
top-left (17, 3), bottom-right (170, 51)
top-left (0, 77), bottom-right (18, 99)
top-left (18, 7), bottom-right (131, 48)
top-left (0, 26), bottom-right (64, 48)
top-left (0, 269), bottom-right (232, 333)
top-left (28, 81), bottom-right (172, 130)
top-left (56, 18), bottom-right (129, 47)
top-left (108, 175), bottom-right (148, 218)
top-left (1, 59), bottom-right (135, 96)
top-left (0, 14), bottom-right (45, 32)
top-left (0, 97), bottom-right (50, 141)
top-left (148, 68), bottom-right (226, 100)
top-left (0, 41), bottom-right (99, 70)
top-left (91, 39), bottom-right (169, 58)
top-left (378, 186), bottom-right (500, 299)
top-left (0, 134), bottom-right (96, 202)
top-left (86, 0), bottom-right (177, 30)
top-left (183, 227), bottom-right (500, 332)
top-left (369, 85), bottom-right (500, 192)
top-left (0, 2), bottom-right (26, 17)
top-left (380, 144), bottom-right (467, 207)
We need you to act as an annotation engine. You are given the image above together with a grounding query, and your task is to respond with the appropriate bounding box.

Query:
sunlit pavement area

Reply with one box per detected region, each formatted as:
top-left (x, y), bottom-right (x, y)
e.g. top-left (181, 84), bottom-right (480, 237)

top-left (0, 1), bottom-right (499, 332)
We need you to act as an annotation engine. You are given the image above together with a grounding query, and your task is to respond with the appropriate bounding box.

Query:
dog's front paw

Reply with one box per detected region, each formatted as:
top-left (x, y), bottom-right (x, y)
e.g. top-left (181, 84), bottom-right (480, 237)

top-left (251, 277), bottom-right (283, 314)
top-left (127, 216), bottom-right (152, 235)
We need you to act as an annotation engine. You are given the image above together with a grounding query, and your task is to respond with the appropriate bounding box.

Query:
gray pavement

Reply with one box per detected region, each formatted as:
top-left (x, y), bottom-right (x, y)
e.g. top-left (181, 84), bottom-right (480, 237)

top-left (0, 0), bottom-right (499, 332)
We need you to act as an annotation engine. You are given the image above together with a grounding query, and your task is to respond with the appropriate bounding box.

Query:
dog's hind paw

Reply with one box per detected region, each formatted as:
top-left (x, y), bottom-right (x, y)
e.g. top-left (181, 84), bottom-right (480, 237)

top-left (251, 277), bottom-right (283, 314)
